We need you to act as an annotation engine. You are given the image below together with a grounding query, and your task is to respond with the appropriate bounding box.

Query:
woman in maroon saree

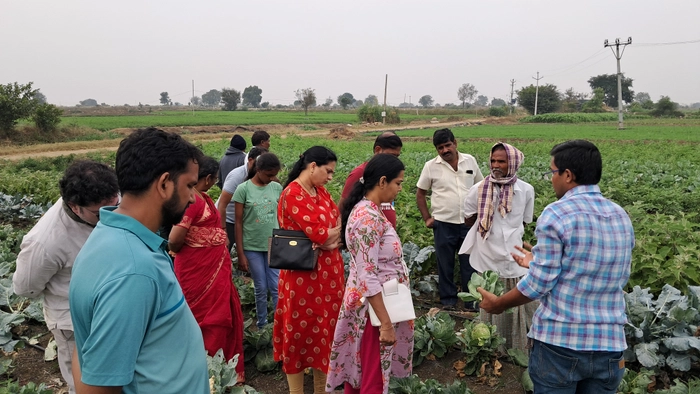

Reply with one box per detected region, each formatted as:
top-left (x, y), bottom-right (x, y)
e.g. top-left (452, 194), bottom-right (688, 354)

top-left (169, 156), bottom-right (245, 382)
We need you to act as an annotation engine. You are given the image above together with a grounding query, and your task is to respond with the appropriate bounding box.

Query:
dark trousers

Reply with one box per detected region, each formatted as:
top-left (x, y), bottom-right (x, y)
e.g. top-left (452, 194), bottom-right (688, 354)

top-left (433, 220), bottom-right (475, 306)
top-left (225, 222), bottom-right (236, 253)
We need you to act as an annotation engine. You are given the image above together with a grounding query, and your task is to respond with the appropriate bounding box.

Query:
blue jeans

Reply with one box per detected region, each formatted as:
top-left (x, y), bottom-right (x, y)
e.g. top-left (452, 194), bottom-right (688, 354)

top-left (433, 220), bottom-right (474, 306)
top-left (529, 340), bottom-right (625, 394)
top-left (244, 251), bottom-right (280, 328)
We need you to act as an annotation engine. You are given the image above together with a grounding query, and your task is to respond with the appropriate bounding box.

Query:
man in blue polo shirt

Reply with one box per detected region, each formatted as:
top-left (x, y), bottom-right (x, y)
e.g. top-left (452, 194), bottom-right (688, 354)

top-left (69, 127), bottom-right (209, 394)
top-left (478, 140), bottom-right (634, 393)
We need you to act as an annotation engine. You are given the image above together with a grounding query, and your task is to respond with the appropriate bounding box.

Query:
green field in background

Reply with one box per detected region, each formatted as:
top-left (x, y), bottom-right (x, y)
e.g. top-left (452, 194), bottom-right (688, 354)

top-left (60, 110), bottom-right (474, 131)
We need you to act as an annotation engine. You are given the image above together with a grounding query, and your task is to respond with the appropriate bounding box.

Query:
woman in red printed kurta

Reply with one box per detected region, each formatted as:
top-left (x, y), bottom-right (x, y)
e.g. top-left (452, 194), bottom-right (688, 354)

top-left (169, 156), bottom-right (245, 382)
top-left (274, 146), bottom-right (345, 394)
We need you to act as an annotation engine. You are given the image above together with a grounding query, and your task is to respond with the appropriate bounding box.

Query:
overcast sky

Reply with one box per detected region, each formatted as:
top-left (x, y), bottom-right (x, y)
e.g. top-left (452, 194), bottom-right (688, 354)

top-left (2, 0), bottom-right (698, 107)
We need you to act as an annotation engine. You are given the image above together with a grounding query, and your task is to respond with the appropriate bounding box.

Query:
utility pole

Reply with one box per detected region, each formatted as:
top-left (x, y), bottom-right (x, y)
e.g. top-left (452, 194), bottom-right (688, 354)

top-left (192, 80), bottom-right (195, 116)
top-left (383, 74), bottom-right (388, 124)
top-left (509, 79), bottom-right (516, 115)
top-left (604, 37), bottom-right (632, 129)
top-left (532, 72), bottom-right (543, 116)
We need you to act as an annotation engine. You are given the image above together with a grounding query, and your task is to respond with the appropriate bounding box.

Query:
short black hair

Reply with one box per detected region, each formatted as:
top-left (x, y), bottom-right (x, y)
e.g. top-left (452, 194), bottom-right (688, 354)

top-left (251, 130), bottom-right (270, 147)
top-left (248, 146), bottom-right (268, 162)
top-left (374, 133), bottom-right (402, 150)
top-left (550, 140), bottom-right (602, 185)
top-left (59, 160), bottom-right (119, 206)
top-left (432, 128), bottom-right (455, 146)
top-left (197, 156), bottom-right (219, 180)
top-left (116, 127), bottom-right (203, 195)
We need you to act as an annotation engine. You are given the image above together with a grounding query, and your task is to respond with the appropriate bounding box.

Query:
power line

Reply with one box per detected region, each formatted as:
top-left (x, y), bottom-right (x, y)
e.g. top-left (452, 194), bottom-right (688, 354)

top-left (540, 48), bottom-right (608, 75)
top-left (635, 38), bottom-right (700, 47)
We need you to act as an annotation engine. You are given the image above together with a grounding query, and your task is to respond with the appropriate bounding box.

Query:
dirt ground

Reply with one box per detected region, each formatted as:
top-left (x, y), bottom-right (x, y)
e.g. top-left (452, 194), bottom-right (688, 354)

top-left (6, 311), bottom-right (525, 394)
top-left (0, 119), bottom-right (499, 161)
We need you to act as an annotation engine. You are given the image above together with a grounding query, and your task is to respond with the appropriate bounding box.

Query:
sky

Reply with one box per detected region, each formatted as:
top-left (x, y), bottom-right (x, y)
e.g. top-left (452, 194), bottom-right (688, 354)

top-left (2, 0), bottom-right (699, 107)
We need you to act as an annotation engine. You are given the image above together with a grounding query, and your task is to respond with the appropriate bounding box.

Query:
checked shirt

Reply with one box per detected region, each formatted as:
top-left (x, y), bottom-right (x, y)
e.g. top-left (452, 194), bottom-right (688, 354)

top-left (517, 185), bottom-right (634, 351)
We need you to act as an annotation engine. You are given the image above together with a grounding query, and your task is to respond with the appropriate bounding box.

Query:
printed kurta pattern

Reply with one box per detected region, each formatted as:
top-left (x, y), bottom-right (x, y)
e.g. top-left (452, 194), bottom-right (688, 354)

top-left (273, 182), bottom-right (345, 374)
top-left (326, 199), bottom-right (413, 394)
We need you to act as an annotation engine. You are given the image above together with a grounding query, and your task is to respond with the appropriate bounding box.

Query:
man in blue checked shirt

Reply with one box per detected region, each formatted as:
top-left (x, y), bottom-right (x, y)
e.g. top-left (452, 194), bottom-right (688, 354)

top-left (478, 140), bottom-right (634, 394)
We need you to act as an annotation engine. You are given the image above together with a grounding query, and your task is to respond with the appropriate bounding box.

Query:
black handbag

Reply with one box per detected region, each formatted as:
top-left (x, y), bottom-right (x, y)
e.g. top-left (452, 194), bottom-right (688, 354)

top-left (268, 228), bottom-right (319, 271)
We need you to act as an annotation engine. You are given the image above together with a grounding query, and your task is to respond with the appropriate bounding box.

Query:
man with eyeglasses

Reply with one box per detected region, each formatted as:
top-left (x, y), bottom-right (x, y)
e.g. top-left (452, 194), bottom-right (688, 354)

top-left (458, 142), bottom-right (535, 352)
top-left (478, 140), bottom-right (634, 393)
top-left (13, 160), bottom-right (119, 394)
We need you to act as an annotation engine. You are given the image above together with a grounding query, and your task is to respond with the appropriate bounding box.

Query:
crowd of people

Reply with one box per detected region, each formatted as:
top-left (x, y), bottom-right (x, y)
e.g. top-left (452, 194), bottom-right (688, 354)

top-left (12, 126), bottom-right (634, 394)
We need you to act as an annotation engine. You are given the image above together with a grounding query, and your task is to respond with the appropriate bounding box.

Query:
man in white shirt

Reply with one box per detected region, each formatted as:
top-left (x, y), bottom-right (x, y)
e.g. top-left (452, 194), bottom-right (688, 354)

top-left (416, 128), bottom-right (484, 309)
top-left (459, 142), bottom-right (536, 351)
top-left (13, 160), bottom-right (119, 394)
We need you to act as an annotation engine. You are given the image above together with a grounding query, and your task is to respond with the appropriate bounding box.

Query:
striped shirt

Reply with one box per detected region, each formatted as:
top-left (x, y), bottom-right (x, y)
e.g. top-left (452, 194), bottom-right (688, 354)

top-left (517, 185), bottom-right (634, 351)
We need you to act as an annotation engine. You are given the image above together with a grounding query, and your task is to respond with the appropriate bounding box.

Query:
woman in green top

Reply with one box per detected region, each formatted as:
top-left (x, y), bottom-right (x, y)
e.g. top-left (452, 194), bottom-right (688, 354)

top-left (234, 153), bottom-right (283, 329)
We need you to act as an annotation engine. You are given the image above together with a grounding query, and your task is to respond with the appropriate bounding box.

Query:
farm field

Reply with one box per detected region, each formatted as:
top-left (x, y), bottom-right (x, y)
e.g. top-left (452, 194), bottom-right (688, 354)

top-left (57, 109), bottom-right (475, 131)
top-left (1, 119), bottom-right (700, 393)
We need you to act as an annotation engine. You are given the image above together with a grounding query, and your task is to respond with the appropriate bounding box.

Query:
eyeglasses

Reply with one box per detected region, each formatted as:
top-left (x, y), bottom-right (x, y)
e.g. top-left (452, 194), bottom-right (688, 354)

top-left (84, 207), bottom-right (101, 218)
top-left (542, 169), bottom-right (560, 181)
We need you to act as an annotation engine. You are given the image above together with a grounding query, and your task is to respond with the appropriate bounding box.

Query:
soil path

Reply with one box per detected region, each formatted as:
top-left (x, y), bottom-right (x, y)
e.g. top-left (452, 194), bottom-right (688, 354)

top-left (0, 120), bottom-right (485, 161)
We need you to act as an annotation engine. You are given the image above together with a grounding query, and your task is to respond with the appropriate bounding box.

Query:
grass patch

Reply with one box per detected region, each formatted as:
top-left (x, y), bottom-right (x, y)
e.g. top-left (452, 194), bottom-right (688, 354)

top-left (393, 120), bottom-right (700, 142)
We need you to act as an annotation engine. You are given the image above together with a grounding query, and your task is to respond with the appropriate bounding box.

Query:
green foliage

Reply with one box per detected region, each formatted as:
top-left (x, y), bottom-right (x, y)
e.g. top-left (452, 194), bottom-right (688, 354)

top-left (206, 348), bottom-right (261, 394)
top-left (337, 92), bottom-right (355, 109)
top-left (295, 88), bottom-right (316, 116)
top-left (242, 86), bottom-right (263, 108)
top-left (516, 84), bottom-right (561, 115)
top-left (487, 106), bottom-right (507, 117)
top-left (582, 87), bottom-right (606, 113)
top-left (389, 374), bottom-right (474, 394)
top-left (624, 285), bottom-right (700, 373)
top-left (588, 73), bottom-right (634, 107)
top-left (455, 320), bottom-right (505, 376)
top-left (243, 322), bottom-right (277, 372)
top-left (356, 105), bottom-right (383, 123)
top-left (403, 242), bottom-right (437, 297)
top-left (507, 348), bottom-right (529, 367)
top-left (32, 104), bottom-right (63, 132)
top-left (0, 381), bottom-right (53, 394)
top-left (617, 368), bottom-right (654, 394)
top-left (221, 88), bottom-right (241, 111)
top-left (202, 89), bottom-right (222, 107)
top-left (656, 377), bottom-right (700, 394)
top-left (412, 311), bottom-right (458, 367)
top-left (234, 276), bottom-right (256, 306)
top-left (458, 271), bottom-right (504, 303)
top-left (159, 92), bottom-right (171, 106)
top-left (385, 108), bottom-right (401, 124)
top-left (0, 82), bottom-right (39, 132)
top-left (457, 83), bottom-right (478, 108)
top-left (490, 98), bottom-right (506, 107)
top-left (520, 112), bottom-right (620, 123)
top-left (419, 95), bottom-right (434, 108)
top-left (651, 96), bottom-right (684, 118)
top-left (625, 205), bottom-right (700, 294)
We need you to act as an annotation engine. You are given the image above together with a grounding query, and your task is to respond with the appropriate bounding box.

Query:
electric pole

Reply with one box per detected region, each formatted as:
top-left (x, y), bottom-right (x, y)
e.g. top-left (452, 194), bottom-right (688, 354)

top-left (509, 79), bottom-right (516, 115)
top-left (604, 37), bottom-right (632, 129)
top-left (191, 80), bottom-right (195, 116)
top-left (532, 72), bottom-right (543, 115)
top-left (383, 74), bottom-right (388, 124)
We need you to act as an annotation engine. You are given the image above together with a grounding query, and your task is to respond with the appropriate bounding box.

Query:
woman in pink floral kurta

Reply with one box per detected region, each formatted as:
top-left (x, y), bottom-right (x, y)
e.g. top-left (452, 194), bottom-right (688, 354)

top-left (327, 154), bottom-right (413, 394)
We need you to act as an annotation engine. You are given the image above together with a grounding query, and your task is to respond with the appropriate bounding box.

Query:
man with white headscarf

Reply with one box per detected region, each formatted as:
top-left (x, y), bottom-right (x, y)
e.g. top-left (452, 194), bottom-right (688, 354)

top-left (459, 142), bottom-right (536, 352)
